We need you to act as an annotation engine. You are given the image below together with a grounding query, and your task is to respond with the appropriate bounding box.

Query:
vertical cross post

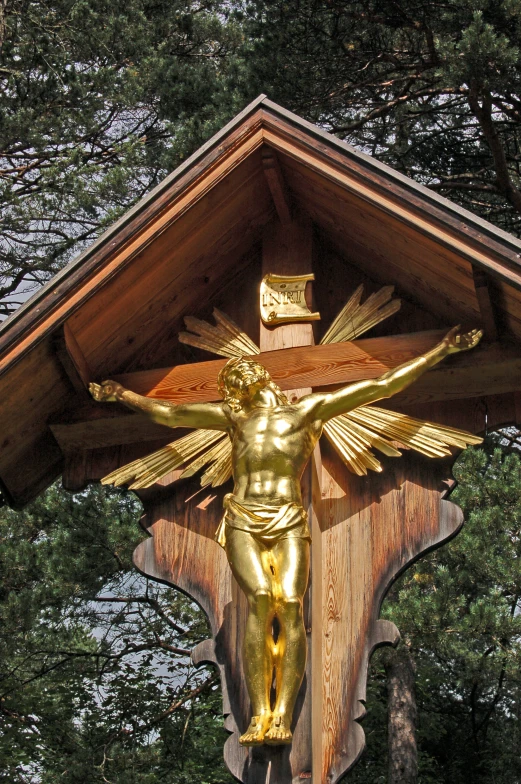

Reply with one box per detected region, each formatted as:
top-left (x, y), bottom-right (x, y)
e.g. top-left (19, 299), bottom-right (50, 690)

top-left (256, 214), bottom-right (318, 782)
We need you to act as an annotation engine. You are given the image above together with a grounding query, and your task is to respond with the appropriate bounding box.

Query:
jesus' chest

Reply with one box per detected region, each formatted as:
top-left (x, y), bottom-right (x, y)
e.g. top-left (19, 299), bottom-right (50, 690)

top-left (230, 407), bottom-right (318, 469)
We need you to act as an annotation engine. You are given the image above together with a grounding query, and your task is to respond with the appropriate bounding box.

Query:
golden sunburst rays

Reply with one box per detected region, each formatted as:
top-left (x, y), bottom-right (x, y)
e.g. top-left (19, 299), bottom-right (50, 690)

top-left (320, 284), bottom-right (401, 345)
top-left (101, 284), bottom-right (479, 491)
top-left (101, 429), bottom-right (232, 490)
top-left (102, 308), bottom-right (258, 493)
top-left (323, 406), bottom-right (483, 476)
top-left (319, 285), bottom-right (481, 475)
top-left (179, 308), bottom-right (260, 358)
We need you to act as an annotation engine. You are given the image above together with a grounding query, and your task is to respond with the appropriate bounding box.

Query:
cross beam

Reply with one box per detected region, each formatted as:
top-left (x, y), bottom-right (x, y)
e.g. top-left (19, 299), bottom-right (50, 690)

top-left (49, 330), bottom-right (521, 452)
top-left (113, 329), bottom-right (447, 402)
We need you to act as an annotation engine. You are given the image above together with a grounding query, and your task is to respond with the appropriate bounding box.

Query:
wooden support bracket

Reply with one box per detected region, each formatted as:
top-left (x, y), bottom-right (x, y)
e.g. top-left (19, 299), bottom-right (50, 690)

top-left (514, 391), bottom-right (521, 426)
top-left (262, 146), bottom-right (293, 226)
top-left (472, 267), bottom-right (499, 340)
top-left (53, 322), bottom-right (93, 399)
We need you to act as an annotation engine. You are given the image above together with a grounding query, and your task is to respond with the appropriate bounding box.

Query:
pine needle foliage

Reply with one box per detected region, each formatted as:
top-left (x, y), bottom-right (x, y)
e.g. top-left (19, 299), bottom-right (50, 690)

top-left (0, 483), bottom-right (234, 783)
top-left (347, 445), bottom-right (521, 784)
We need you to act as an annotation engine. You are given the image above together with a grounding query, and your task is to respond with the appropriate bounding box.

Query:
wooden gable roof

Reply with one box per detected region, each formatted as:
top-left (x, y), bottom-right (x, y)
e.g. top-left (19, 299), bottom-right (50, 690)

top-left (1, 95), bottom-right (521, 507)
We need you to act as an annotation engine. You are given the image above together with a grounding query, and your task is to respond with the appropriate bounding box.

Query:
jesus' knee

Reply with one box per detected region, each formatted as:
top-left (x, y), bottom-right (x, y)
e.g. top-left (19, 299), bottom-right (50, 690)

top-left (248, 589), bottom-right (274, 618)
top-left (277, 595), bottom-right (303, 626)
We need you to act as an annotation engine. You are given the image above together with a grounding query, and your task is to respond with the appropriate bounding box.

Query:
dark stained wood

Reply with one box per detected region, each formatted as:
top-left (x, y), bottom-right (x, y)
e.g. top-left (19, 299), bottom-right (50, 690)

top-left (401, 392), bottom-right (517, 435)
top-left (3, 97), bottom-right (521, 783)
top-left (4, 96), bottom-right (521, 374)
top-left (132, 484), bottom-right (248, 774)
top-left (473, 268), bottom-right (499, 340)
top-left (50, 411), bottom-right (173, 452)
top-left (280, 157), bottom-right (481, 327)
top-left (62, 438), bottom-right (177, 492)
top-left (125, 248), bottom-right (263, 373)
top-left (0, 104), bottom-right (268, 366)
top-left (495, 279), bottom-right (521, 340)
top-left (131, 216), bottom-right (319, 784)
top-left (0, 428), bottom-right (64, 508)
top-left (0, 339), bottom-right (70, 506)
top-left (312, 234), bottom-right (447, 340)
top-left (262, 147), bottom-right (293, 226)
top-left (0, 168), bottom-right (271, 505)
top-left (67, 153), bottom-right (272, 378)
top-left (259, 106), bottom-right (521, 291)
top-left (3, 98), bottom-right (521, 507)
top-left (53, 322), bottom-right (93, 399)
top-left (134, 450), bottom-right (463, 784)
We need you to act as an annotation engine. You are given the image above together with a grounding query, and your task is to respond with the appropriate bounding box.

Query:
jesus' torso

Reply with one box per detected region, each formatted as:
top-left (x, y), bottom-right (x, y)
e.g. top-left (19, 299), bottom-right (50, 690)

top-left (228, 401), bottom-right (322, 507)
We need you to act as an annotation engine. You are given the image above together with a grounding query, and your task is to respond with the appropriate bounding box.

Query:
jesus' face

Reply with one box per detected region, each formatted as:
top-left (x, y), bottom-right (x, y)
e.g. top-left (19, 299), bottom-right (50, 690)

top-left (221, 359), bottom-right (270, 401)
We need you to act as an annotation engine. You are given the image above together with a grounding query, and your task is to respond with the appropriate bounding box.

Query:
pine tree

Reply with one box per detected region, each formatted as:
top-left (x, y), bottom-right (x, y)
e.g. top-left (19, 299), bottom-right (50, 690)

top-left (0, 482), bottom-right (234, 783)
top-left (347, 445), bottom-right (521, 783)
top-left (0, 0), bottom-right (243, 316)
top-left (3, 2), bottom-right (521, 780)
top-left (237, 0), bottom-right (521, 234)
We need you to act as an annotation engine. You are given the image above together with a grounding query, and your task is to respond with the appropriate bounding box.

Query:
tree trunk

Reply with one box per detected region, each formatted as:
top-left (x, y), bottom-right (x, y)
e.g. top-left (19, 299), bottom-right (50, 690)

top-left (383, 645), bottom-right (418, 784)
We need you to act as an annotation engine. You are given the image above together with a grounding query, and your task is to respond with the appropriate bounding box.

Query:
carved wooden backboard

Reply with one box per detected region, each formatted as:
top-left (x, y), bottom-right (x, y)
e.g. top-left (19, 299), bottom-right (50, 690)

top-left (133, 447), bottom-right (462, 783)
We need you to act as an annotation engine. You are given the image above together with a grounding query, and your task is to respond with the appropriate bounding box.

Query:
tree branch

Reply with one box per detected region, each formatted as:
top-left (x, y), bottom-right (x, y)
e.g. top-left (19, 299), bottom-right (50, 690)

top-left (468, 84), bottom-right (521, 215)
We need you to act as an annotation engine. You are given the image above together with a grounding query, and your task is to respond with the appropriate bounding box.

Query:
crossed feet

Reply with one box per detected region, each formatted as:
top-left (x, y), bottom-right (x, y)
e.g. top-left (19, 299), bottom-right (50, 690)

top-left (239, 712), bottom-right (292, 746)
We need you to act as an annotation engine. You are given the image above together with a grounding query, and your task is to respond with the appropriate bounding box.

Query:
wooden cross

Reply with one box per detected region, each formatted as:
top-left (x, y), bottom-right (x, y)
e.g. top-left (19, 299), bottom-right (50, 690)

top-left (53, 215), bottom-right (502, 783)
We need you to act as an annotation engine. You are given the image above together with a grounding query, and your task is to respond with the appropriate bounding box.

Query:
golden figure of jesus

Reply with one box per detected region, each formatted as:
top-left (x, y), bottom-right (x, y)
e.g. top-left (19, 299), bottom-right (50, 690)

top-left (90, 326), bottom-right (481, 746)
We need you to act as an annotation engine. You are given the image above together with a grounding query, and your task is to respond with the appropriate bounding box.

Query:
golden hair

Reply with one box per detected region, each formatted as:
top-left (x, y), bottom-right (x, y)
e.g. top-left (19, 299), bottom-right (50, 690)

top-left (217, 357), bottom-right (288, 412)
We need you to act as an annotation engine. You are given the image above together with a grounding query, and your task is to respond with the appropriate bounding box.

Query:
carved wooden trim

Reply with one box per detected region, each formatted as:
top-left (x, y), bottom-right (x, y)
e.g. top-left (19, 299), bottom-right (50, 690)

top-left (132, 450), bottom-right (463, 783)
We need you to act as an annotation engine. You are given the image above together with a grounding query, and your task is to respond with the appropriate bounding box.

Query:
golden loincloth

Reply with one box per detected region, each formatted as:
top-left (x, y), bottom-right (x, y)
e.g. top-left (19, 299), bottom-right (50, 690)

top-left (215, 493), bottom-right (311, 549)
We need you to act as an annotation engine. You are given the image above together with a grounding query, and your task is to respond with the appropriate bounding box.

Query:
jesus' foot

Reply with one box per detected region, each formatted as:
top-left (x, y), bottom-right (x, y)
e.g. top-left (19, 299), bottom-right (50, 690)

top-left (264, 713), bottom-right (293, 745)
top-left (239, 714), bottom-right (271, 746)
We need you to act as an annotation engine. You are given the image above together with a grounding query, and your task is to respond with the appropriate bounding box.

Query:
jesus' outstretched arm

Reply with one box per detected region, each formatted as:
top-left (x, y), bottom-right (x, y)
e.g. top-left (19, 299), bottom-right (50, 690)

top-left (308, 326), bottom-right (482, 423)
top-left (88, 381), bottom-right (230, 431)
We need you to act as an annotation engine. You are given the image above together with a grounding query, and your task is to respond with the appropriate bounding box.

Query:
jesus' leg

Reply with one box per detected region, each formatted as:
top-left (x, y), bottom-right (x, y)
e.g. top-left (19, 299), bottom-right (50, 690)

top-left (265, 536), bottom-right (310, 744)
top-left (225, 528), bottom-right (275, 745)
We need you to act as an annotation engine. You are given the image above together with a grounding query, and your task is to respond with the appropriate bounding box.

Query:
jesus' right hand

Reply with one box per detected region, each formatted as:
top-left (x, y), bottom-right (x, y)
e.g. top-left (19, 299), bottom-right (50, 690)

top-left (89, 380), bottom-right (123, 403)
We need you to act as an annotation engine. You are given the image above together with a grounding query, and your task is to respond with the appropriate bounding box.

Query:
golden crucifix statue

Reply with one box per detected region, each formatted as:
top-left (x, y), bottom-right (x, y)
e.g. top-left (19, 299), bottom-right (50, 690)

top-left (90, 319), bottom-right (481, 747)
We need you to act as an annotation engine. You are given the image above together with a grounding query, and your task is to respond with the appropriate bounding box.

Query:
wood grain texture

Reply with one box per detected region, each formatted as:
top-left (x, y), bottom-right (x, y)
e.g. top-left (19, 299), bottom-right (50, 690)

top-left (54, 231), bottom-right (521, 783)
top-left (132, 485), bottom-right (252, 779)
top-left (317, 446), bottom-right (462, 783)
top-left (494, 279), bottom-right (521, 341)
top-left (4, 101), bottom-right (521, 507)
top-left (53, 323), bottom-right (93, 399)
top-left (59, 391), bottom-right (517, 495)
top-left (259, 117), bottom-right (521, 291)
top-left (280, 159), bottom-right (480, 327)
top-left (111, 332), bottom-right (521, 402)
top-left (257, 215), bottom-right (314, 782)
top-left (113, 330), bottom-right (446, 400)
top-left (0, 340), bottom-right (68, 505)
top-left (472, 268), bottom-right (499, 340)
top-left (0, 116), bottom-right (267, 370)
top-left (130, 439), bottom-right (465, 784)
top-left (262, 147), bottom-right (293, 226)
top-left (4, 97), bottom-right (521, 373)
top-left (50, 413), bottom-right (173, 452)
top-left (132, 217), bottom-right (318, 784)
top-left (2, 97), bottom-right (521, 781)
top-left (47, 334), bottom-right (521, 453)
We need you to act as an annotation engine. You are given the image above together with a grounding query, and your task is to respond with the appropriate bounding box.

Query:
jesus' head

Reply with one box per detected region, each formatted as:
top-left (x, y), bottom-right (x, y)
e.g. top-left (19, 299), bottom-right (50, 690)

top-left (217, 357), bottom-right (288, 411)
